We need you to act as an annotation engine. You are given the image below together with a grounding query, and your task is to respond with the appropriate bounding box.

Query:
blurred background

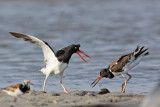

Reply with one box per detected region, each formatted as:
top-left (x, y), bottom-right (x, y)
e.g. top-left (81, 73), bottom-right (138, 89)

top-left (0, 0), bottom-right (159, 94)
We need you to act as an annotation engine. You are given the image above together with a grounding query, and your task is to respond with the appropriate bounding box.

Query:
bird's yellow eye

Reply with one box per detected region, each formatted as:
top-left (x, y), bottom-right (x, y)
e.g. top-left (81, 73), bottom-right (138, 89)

top-left (75, 47), bottom-right (78, 49)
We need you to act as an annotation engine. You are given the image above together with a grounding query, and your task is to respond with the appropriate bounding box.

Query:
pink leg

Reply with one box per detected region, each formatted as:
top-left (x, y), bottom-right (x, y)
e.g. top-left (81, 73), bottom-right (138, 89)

top-left (121, 73), bottom-right (132, 93)
top-left (121, 75), bottom-right (127, 93)
top-left (60, 74), bottom-right (69, 93)
top-left (43, 76), bottom-right (49, 92)
top-left (13, 97), bottom-right (17, 102)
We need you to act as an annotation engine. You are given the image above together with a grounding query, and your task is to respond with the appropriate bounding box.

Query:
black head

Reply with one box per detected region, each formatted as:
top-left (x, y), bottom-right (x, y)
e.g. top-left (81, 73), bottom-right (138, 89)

top-left (68, 44), bottom-right (81, 53)
top-left (100, 69), bottom-right (108, 77)
top-left (91, 69), bottom-right (114, 88)
top-left (56, 44), bottom-right (91, 63)
top-left (100, 69), bottom-right (114, 79)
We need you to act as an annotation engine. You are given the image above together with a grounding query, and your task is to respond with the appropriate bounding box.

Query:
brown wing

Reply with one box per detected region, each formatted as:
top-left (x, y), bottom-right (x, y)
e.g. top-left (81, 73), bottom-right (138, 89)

top-left (108, 46), bottom-right (142, 73)
top-left (3, 84), bottom-right (20, 92)
top-left (108, 53), bottom-right (134, 73)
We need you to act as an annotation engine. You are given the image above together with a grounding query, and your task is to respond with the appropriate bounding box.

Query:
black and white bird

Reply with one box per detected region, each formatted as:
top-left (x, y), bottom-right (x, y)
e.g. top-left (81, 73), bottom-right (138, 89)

top-left (91, 46), bottom-right (149, 93)
top-left (2, 80), bottom-right (31, 102)
top-left (9, 32), bottom-right (91, 93)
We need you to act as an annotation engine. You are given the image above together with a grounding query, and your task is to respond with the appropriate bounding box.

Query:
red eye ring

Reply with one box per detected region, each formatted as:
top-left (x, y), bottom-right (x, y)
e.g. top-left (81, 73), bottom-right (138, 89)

top-left (75, 47), bottom-right (78, 49)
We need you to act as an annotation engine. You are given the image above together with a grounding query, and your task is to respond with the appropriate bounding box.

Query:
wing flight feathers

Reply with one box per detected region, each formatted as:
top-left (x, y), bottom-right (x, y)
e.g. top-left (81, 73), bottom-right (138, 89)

top-left (9, 32), bottom-right (58, 65)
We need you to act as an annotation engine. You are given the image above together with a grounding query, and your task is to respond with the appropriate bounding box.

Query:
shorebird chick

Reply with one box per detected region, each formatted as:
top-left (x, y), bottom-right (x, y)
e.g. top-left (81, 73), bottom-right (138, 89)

top-left (91, 46), bottom-right (149, 93)
top-left (2, 80), bottom-right (32, 102)
top-left (9, 32), bottom-right (91, 93)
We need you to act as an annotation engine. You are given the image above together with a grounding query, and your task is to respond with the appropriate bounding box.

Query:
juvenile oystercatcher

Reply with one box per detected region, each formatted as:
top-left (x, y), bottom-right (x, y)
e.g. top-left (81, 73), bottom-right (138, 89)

top-left (2, 80), bottom-right (32, 102)
top-left (9, 32), bottom-right (91, 93)
top-left (91, 46), bottom-right (149, 93)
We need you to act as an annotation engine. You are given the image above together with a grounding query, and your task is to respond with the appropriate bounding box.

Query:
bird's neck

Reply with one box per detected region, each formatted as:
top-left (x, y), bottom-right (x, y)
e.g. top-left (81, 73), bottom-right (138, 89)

top-left (106, 69), bottom-right (114, 79)
top-left (62, 53), bottom-right (73, 63)
top-left (56, 51), bottom-right (74, 64)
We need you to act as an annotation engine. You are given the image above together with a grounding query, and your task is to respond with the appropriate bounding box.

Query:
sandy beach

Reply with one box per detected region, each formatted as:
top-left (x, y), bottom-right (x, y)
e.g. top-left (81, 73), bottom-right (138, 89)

top-left (0, 90), bottom-right (146, 107)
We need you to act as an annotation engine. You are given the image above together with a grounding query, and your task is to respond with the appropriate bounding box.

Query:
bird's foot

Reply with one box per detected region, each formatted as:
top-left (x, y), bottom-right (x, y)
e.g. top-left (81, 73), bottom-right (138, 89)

top-left (13, 97), bottom-right (17, 102)
top-left (64, 89), bottom-right (69, 93)
top-left (121, 89), bottom-right (125, 93)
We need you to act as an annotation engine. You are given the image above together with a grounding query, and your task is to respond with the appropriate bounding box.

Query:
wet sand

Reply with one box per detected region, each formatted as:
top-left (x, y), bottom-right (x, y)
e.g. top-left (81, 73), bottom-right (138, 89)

top-left (0, 90), bottom-right (146, 107)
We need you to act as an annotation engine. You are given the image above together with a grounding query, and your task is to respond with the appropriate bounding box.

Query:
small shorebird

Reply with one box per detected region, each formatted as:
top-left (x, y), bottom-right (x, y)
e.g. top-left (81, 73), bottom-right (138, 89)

top-left (91, 46), bottom-right (149, 93)
top-left (9, 32), bottom-right (91, 93)
top-left (2, 80), bottom-right (31, 102)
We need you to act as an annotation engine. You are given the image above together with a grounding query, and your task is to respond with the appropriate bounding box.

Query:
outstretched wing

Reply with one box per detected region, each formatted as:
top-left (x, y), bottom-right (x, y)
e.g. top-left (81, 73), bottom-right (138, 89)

top-left (9, 32), bottom-right (58, 66)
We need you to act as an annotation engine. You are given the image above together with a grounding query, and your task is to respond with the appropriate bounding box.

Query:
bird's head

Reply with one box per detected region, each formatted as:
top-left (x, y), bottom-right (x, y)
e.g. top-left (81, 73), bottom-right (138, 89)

top-left (20, 80), bottom-right (33, 90)
top-left (56, 44), bottom-right (91, 63)
top-left (91, 69), bottom-right (114, 88)
top-left (100, 69), bottom-right (111, 78)
top-left (71, 44), bottom-right (91, 63)
top-left (71, 44), bottom-right (80, 53)
top-left (23, 80), bottom-right (33, 86)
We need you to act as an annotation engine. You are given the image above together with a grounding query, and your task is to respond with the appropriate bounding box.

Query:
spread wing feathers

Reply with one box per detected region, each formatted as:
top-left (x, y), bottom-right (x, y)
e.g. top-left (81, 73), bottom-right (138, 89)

top-left (9, 32), bottom-right (58, 66)
top-left (2, 84), bottom-right (20, 92)
top-left (108, 46), bottom-right (147, 73)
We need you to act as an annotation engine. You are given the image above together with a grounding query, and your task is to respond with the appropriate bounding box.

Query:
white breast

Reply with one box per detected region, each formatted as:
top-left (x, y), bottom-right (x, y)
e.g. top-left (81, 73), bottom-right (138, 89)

top-left (3, 89), bottom-right (23, 97)
top-left (54, 62), bottom-right (68, 75)
top-left (43, 62), bottom-right (68, 76)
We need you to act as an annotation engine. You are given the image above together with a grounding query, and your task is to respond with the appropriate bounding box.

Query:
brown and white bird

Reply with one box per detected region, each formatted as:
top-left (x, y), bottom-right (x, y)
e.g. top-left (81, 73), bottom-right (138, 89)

top-left (91, 46), bottom-right (149, 93)
top-left (2, 80), bottom-right (31, 102)
top-left (9, 32), bottom-right (91, 93)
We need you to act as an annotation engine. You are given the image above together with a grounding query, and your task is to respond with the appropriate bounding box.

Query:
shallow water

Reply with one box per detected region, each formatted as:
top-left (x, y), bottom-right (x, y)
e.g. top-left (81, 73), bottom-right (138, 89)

top-left (0, 0), bottom-right (160, 94)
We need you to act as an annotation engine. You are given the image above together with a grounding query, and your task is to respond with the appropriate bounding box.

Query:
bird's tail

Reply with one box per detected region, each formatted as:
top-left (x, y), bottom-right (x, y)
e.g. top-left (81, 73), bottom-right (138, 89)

top-left (134, 46), bottom-right (149, 59)
top-left (37, 68), bottom-right (46, 75)
top-left (134, 46), bottom-right (141, 53)
top-left (37, 69), bottom-right (42, 71)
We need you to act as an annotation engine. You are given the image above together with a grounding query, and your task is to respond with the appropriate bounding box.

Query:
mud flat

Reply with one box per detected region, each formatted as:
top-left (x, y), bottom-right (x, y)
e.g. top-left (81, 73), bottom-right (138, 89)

top-left (0, 90), bottom-right (146, 107)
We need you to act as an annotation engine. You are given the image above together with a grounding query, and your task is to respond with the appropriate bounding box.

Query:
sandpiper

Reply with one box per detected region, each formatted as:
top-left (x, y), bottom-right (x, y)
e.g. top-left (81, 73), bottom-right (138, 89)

top-left (2, 80), bottom-right (31, 102)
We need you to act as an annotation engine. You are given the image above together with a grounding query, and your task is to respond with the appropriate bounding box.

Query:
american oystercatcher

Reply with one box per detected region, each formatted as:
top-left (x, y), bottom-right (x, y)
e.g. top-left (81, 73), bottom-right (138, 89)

top-left (2, 80), bottom-right (31, 102)
top-left (91, 46), bottom-right (149, 93)
top-left (9, 32), bottom-right (91, 93)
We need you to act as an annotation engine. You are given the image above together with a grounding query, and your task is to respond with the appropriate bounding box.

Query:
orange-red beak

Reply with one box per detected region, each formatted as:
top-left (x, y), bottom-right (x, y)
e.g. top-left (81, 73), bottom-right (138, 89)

top-left (91, 75), bottom-right (102, 88)
top-left (76, 50), bottom-right (91, 63)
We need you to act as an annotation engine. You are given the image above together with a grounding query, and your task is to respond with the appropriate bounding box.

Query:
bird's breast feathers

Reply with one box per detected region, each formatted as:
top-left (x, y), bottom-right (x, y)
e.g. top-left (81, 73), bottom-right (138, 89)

top-left (3, 88), bottom-right (23, 97)
top-left (48, 62), bottom-right (68, 75)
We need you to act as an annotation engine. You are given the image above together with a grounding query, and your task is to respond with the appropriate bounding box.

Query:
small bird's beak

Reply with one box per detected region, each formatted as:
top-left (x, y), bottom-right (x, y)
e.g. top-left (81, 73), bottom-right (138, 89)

top-left (91, 75), bottom-right (102, 88)
top-left (76, 50), bottom-right (91, 63)
top-left (29, 82), bottom-right (34, 85)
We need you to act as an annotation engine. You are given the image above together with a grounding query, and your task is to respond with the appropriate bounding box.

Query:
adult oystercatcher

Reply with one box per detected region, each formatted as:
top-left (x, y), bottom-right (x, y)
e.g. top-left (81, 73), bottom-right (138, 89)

top-left (2, 80), bottom-right (32, 102)
top-left (9, 32), bottom-right (91, 93)
top-left (91, 46), bottom-right (149, 93)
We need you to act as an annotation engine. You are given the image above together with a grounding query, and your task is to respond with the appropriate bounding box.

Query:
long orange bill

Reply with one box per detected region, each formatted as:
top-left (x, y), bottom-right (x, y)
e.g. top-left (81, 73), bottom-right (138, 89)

top-left (76, 50), bottom-right (91, 63)
top-left (90, 75), bottom-right (102, 88)
top-left (78, 50), bottom-right (91, 59)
